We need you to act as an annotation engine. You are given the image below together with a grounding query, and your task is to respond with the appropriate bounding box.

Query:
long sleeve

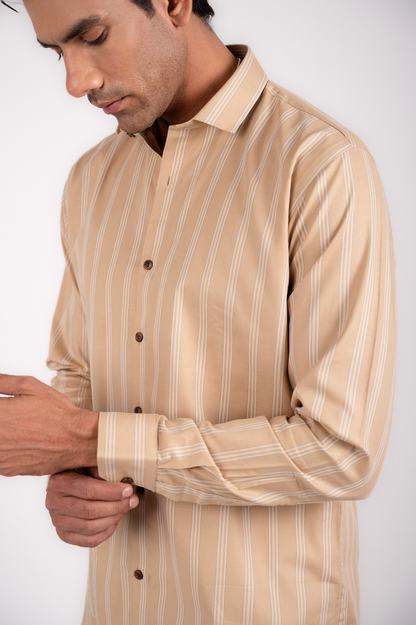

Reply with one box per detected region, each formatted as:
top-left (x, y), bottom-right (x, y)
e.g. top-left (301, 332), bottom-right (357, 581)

top-left (47, 188), bottom-right (93, 412)
top-left (96, 146), bottom-right (396, 505)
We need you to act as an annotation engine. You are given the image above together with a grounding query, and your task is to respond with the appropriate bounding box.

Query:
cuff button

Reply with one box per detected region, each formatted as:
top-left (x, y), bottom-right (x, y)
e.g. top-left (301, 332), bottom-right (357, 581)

top-left (121, 477), bottom-right (134, 485)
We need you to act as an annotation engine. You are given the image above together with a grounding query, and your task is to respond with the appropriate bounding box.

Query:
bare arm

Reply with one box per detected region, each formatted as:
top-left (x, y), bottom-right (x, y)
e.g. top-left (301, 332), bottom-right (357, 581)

top-left (0, 374), bottom-right (98, 477)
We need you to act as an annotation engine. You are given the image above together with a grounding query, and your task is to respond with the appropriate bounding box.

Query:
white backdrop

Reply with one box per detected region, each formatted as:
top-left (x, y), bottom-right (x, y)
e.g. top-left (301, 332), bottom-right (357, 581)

top-left (0, 1), bottom-right (415, 623)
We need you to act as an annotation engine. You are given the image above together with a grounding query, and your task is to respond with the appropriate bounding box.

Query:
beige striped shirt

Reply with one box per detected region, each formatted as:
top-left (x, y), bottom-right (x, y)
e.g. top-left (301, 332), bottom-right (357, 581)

top-left (47, 46), bottom-right (396, 625)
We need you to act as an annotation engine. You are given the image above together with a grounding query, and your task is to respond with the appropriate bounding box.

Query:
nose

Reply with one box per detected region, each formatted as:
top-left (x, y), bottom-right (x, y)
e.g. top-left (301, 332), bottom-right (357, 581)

top-left (64, 52), bottom-right (103, 98)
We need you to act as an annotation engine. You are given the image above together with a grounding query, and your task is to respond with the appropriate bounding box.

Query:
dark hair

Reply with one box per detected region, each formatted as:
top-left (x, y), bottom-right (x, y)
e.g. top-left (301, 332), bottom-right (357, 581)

top-left (1, 0), bottom-right (215, 21)
top-left (190, 0), bottom-right (215, 21)
top-left (130, 0), bottom-right (215, 22)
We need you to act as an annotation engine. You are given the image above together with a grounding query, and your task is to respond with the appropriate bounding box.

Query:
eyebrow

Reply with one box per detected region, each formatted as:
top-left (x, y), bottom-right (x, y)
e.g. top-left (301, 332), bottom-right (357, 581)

top-left (37, 15), bottom-right (102, 48)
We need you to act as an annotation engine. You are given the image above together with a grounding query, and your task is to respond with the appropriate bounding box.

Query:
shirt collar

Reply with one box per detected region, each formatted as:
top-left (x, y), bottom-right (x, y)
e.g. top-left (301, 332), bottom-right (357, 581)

top-left (120, 46), bottom-right (268, 142)
top-left (193, 45), bottom-right (267, 133)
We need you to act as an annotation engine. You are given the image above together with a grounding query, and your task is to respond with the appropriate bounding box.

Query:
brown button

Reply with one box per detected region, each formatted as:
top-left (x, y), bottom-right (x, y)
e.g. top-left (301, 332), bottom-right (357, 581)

top-left (143, 260), bottom-right (153, 270)
top-left (121, 477), bottom-right (134, 485)
top-left (134, 570), bottom-right (143, 580)
top-left (135, 332), bottom-right (144, 342)
top-left (137, 487), bottom-right (145, 496)
top-left (134, 406), bottom-right (142, 414)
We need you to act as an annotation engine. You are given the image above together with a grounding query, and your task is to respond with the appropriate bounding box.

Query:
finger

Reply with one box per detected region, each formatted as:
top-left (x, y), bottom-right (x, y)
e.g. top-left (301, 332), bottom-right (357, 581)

top-left (50, 493), bottom-right (139, 520)
top-left (48, 470), bottom-right (134, 501)
top-left (52, 512), bottom-right (127, 536)
top-left (0, 374), bottom-right (40, 397)
top-left (56, 524), bottom-right (119, 549)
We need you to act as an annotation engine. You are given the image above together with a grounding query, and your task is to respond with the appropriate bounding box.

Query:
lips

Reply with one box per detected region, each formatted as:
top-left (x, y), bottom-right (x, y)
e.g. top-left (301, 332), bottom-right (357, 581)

top-left (93, 97), bottom-right (125, 115)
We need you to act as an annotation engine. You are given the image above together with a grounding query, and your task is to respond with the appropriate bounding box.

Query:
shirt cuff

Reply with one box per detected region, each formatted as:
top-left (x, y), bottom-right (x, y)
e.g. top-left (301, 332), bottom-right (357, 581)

top-left (97, 412), bottom-right (158, 491)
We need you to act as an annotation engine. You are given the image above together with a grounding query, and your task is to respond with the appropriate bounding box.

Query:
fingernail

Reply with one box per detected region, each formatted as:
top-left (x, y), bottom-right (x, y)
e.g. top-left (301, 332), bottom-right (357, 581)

top-left (122, 486), bottom-right (133, 498)
top-left (129, 495), bottom-right (139, 509)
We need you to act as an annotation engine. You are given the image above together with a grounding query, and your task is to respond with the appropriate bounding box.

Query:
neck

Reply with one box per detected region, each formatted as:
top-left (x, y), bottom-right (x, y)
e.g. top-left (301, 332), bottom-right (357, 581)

top-left (156, 16), bottom-right (238, 150)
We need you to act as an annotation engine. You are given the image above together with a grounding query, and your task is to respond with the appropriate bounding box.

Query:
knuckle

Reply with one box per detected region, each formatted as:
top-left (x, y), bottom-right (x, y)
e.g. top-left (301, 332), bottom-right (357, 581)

top-left (56, 528), bottom-right (71, 544)
top-left (45, 490), bottom-right (65, 515)
top-left (56, 528), bottom-right (87, 548)
top-left (46, 504), bottom-right (57, 518)
top-left (76, 475), bottom-right (95, 499)
top-left (50, 515), bottom-right (59, 529)
top-left (49, 500), bottom-right (65, 517)
top-left (21, 375), bottom-right (33, 389)
top-left (47, 474), bottom-right (59, 489)
top-left (67, 470), bottom-right (81, 487)
top-left (81, 502), bottom-right (96, 520)
top-left (83, 534), bottom-right (101, 548)
top-left (48, 471), bottom-right (69, 492)
top-left (83, 481), bottom-right (96, 500)
top-left (66, 497), bottom-right (79, 516)
top-left (83, 520), bottom-right (97, 535)
top-left (65, 471), bottom-right (90, 497)
top-left (89, 537), bottom-right (102, 548)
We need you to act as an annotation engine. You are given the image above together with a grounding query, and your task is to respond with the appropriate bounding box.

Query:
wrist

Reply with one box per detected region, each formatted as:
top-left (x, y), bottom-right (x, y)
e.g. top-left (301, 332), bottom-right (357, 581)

top-left (70, 409), bottom-right (99, 469)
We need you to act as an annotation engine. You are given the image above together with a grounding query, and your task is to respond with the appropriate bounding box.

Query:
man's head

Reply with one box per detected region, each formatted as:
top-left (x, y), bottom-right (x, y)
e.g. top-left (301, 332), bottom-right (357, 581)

top-left (23, 0), bottom-right (215, 134)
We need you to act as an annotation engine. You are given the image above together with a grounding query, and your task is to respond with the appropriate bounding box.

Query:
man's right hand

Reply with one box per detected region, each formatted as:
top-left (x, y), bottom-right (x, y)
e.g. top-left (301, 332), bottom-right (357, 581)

top-left (45, 469), bottom-right (139, 548)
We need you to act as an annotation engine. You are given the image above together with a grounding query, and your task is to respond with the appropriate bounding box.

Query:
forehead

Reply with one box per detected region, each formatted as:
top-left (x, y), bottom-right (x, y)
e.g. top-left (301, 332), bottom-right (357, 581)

top-left (24, 0), bottom-right (129, 38)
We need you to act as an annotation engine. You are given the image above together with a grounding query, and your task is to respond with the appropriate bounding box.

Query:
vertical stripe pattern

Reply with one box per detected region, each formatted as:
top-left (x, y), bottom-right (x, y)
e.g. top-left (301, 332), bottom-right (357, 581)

top-left (47, 46), bottom-right (396, 625)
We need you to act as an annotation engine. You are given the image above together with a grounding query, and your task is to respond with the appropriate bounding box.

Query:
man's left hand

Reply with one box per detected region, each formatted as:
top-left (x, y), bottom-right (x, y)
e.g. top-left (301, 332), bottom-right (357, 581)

top-left (0, 374), bottom-right (98, 477)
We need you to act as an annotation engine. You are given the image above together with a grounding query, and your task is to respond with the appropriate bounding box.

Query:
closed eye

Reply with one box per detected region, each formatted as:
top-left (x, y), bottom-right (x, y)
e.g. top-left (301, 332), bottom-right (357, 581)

top-left (56, 32), bottom-right (105, 61)
top-left (84, 31), bottom-right (106, 46)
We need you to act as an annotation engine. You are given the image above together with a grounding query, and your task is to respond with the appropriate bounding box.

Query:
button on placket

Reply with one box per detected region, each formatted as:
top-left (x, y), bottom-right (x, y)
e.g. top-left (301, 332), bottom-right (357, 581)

top-left (134, 570), bottom-right (144, 580)
top-left (134, 406), bottom-right (142, 413)
top-left (135, 332), bottom-right (144, 343)
top-left (143, 259), bottom-right (153, 270)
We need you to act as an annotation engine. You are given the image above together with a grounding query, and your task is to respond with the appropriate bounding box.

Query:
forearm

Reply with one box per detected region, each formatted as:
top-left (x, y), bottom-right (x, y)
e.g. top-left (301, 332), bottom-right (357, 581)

top-left (0, 374), bottom-right (99, 476)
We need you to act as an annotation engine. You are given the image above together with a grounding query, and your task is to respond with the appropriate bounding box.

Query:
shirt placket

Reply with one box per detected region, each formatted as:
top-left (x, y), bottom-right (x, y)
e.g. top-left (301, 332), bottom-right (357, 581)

top-left (131, 128), bottom-right (186, 416)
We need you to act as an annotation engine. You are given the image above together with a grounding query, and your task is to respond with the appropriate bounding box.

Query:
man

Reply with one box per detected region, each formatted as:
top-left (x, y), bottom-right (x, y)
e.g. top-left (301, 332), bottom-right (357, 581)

top-left (0, 0), bottom-right (396, 623)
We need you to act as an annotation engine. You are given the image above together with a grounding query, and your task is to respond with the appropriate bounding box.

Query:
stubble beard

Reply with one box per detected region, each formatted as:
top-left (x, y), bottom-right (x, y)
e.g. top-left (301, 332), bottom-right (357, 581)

top-left (117, 23), bottom-right (188, 135)
top-left (90, 13), bottom-right (188, 135)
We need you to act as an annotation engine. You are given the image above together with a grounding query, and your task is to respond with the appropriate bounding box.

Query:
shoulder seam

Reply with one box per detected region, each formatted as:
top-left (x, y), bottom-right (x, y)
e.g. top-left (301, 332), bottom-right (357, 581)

top-left (265, 82), bottom-right (358, 148)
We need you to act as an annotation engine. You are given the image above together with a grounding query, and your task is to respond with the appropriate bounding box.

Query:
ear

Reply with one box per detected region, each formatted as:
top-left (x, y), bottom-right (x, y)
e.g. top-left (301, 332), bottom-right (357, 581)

top-left (167, 0), bottom-right (193, 26)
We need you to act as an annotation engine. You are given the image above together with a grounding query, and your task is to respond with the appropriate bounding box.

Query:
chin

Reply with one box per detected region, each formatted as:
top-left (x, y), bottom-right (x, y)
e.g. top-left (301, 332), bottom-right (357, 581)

top-left (116, 110), bottom-right (156, 136)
